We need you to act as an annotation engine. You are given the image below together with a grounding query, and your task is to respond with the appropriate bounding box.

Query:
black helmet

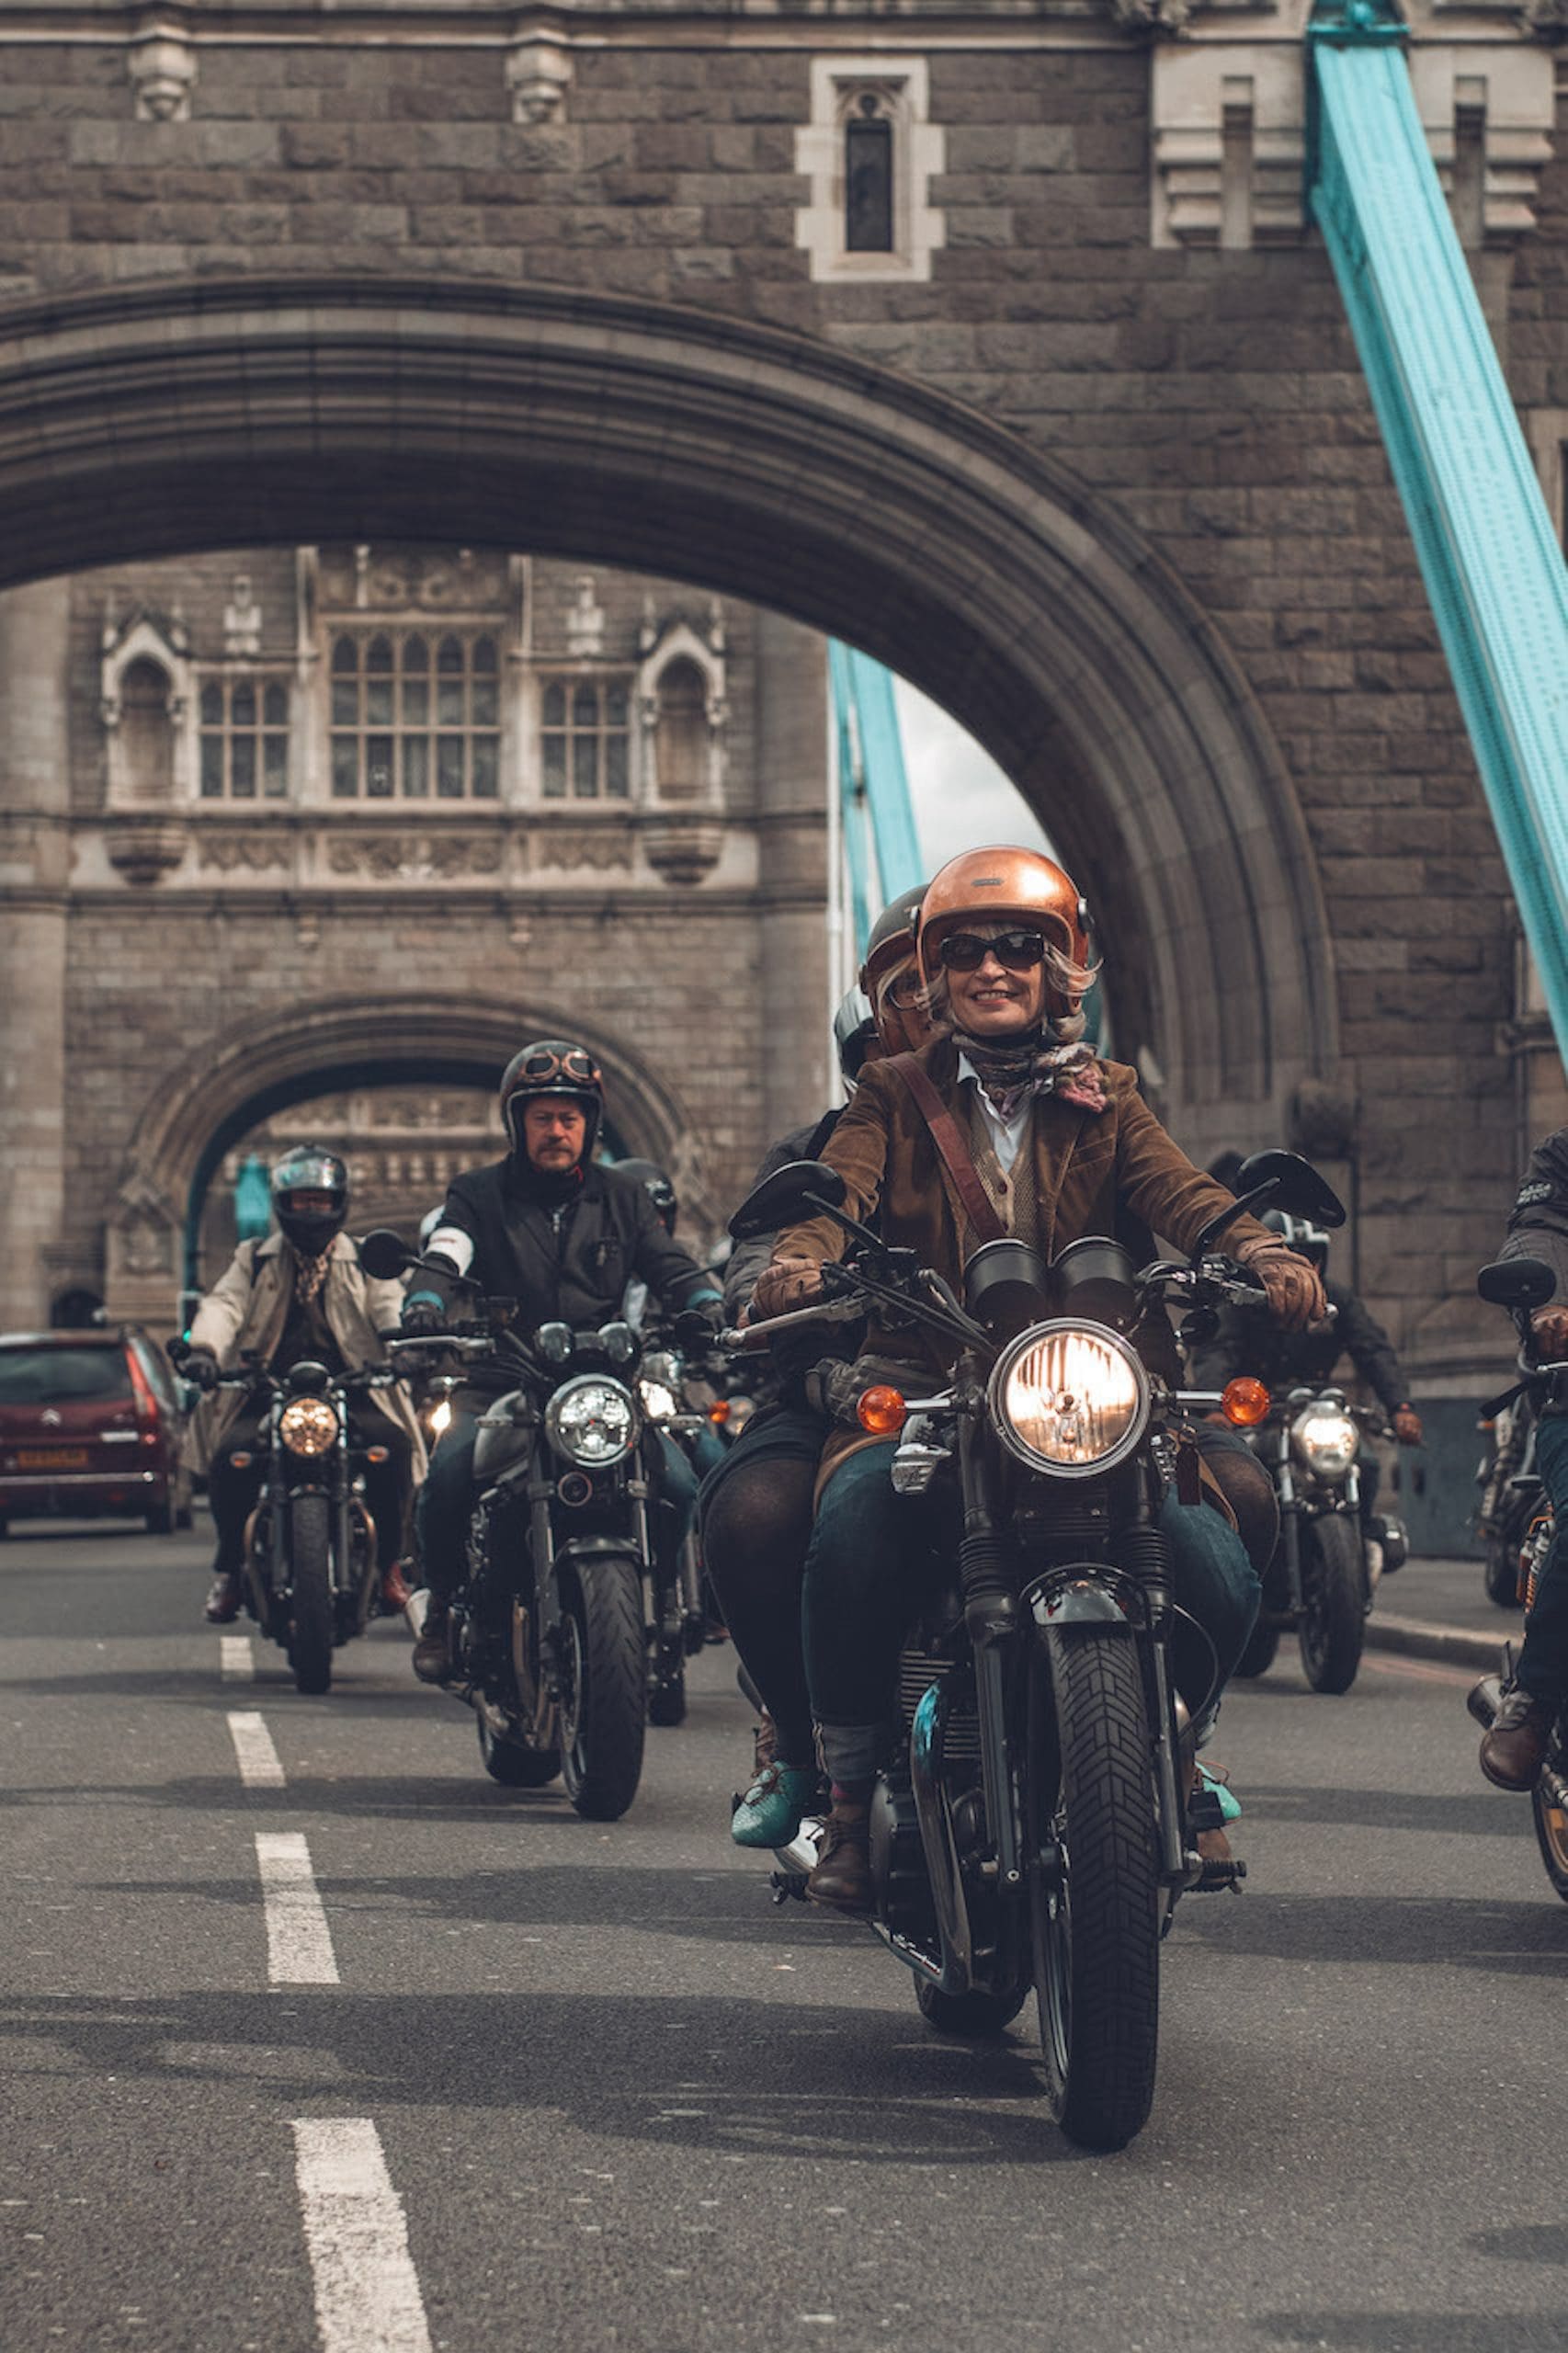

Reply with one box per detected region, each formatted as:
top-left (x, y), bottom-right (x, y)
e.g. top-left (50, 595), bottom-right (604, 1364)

top-left (834, 986), bottom-right (877, 1084)
top-left (858, 881), bottom-right (928, 1006)
top-left (270, 1143), bottom-right (348, 1257)
top-left (499, 1040), bottom-right (604, 1162)
top-left (1262, 1209), bottom-right (1330, 1273)
top-left (614, 1157), bottom-right (677, 1235)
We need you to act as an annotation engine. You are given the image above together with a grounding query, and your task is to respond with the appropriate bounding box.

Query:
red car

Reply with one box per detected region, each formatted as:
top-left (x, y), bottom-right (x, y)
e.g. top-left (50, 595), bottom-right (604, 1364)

top-left (0, 1328), bottom-right (193, 1537)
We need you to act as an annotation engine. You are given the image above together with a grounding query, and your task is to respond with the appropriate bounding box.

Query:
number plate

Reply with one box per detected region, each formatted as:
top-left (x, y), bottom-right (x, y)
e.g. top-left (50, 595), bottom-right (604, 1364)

top-left (15, 1448), bottom-right (89, 1471)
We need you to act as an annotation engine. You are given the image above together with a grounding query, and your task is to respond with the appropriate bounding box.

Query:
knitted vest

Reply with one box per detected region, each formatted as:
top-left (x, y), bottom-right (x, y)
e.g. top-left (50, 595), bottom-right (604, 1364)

top-left (961, 1089), bottom-right (1041, 1253)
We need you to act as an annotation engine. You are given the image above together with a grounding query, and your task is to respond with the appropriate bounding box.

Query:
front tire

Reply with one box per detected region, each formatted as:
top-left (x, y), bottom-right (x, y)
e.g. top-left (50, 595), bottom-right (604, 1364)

top-left (1297, 1515), bottom-right (1365, 1694)
top-left (558, 1555), bottom-right (646, 1820)
top-left (476, 1713), bottom-right (561, 1789)
top-left (1028, 1630), bottom-right (1161, 2153)
top-left (286, 1492), bottom-right (335, 1696)
top-left (915, 1977), bottom-right (1028, 2038)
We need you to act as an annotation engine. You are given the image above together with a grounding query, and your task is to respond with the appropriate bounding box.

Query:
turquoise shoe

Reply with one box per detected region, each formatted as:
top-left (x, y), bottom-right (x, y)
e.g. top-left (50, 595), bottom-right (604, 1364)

top-left (1198, 1760), bottom-right (1242, 1823)
top-left (731, 1763), bottom-right (817, 1848)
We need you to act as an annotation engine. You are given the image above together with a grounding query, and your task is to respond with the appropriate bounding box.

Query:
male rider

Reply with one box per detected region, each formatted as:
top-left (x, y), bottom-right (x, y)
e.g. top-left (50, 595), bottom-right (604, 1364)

top-left (183, 1145), bottom-right (426, 1624)
top-left (404, 1040), bottom-right (723, 1682)
top-left (1477, 1129), bottom-right (1568, 1789)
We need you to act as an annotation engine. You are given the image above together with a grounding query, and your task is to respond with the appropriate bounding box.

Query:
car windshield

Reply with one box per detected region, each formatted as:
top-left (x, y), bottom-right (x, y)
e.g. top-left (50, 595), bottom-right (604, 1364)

top-left (0, 1347), bottom-right (132, 1404)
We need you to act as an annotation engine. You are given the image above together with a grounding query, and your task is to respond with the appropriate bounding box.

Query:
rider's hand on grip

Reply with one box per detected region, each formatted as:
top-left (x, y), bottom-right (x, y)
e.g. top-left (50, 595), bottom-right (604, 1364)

top-left (1530, 1303), bottom-right (1568, 1359)
top-left (1235, 1239), bottom-right (1325, 1333)
top-left (750, 1257), bottom-right (824, 1322)
top-left (183, 1347), bottom-right (220, 1392)
top-left (1392, 1405), bottom-right (1424, 1446)
top-left (402, 1294), bottom-right (448, 1338)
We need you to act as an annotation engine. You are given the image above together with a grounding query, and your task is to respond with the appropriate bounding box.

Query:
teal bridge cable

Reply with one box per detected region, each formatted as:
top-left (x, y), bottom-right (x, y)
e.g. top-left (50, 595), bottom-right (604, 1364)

top-left (830, 642), bottom-right (924, 961)
top-left (1308, 0), bottom-right (1568, 1064)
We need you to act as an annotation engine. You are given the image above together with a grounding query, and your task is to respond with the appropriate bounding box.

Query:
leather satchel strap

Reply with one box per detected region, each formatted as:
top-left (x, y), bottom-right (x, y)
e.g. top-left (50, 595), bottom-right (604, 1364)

top-left (886, 1052), bottom-right (1006, 1246)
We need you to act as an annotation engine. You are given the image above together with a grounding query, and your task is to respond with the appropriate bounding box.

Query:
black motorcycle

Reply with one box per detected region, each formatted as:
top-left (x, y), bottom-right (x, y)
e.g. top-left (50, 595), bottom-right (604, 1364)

top-left (728, 1147), bottom-right (1345, 2152)
top-left (1476, 1392), bottom-right (1538, 1609)
top-left (1469, 1255), bottom-right (1568, 1898)
top-left (181, 1345), bottom-right (407, 1695)
top-left (362, 1230), bottom-right (695, 1819)
top-left (1231, 1382), bottom-right (1403, 1693)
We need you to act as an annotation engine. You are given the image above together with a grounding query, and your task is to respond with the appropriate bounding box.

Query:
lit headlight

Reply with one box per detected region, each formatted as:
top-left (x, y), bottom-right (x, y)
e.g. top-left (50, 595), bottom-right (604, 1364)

top-left (545, 1375), bottom-right (638, 1468)
top-left (278, 1396), bottom-right (341, 1457)
top-left (1290, 1405), bottom-right (1358, 1482)
top-left (986, 1320), bottom-right (1150, 1478)
top-left (639, 1377), bottom-right (678, 1423)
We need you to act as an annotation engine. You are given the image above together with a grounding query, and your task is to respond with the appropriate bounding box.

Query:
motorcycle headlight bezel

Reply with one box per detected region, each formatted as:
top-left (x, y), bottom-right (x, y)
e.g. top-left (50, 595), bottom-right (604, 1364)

top-left (545, 1374), bottom-right (639, 1469)
top-left (638, 1375), bottom-right (679, 1424)
top-left (986, 1319), bottom-right (1151, 1480)
top-left (1289, 1404), bottom-right (1359, 1483)
top-left (278, 1395), bottom-right (341, 1457)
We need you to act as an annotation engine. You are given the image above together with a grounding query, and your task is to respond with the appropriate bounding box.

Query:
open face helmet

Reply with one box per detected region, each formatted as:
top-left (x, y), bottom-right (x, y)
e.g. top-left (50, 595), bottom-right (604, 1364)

top-left (834, 987), bottom-right (878, 1085)
top-left (270, 1144), bottom-right (348, 1257)
top-left (917, 846), bottom-right (1092, 1017)
top-left (499, 1040), bottom-right (604, 1163)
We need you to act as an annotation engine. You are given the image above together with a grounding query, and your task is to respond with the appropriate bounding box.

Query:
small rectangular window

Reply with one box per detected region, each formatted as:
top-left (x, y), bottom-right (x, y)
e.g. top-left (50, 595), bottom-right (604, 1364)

top-left (199, 673), bottom-right (291, 801)
top-left (846, 115), bottom-right (893, 252)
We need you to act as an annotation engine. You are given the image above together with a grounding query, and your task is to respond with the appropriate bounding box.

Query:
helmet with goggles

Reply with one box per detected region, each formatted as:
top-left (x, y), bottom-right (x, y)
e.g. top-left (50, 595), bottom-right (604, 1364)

top-left (917, 847), bottom-right (1092, 1015)
top-left (270, 1144), bottom-right (348, 1257)
top-left (499, 1040), bottom-right (604, 1161)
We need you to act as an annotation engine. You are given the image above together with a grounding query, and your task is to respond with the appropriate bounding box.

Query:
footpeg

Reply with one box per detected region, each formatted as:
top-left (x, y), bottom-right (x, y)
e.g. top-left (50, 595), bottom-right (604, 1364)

top-left (769, 1870), bottom-right (810, 1904)
top-left (1193, 1855), bottom-right (1247, 1893)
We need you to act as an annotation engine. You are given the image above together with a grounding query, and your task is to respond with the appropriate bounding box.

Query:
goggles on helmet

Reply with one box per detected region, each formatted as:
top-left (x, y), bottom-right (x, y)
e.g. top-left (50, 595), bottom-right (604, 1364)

top-left (518, 1044), bottom-right (602, 1089)
top-left (934, 927), bottom-right (1048, 975)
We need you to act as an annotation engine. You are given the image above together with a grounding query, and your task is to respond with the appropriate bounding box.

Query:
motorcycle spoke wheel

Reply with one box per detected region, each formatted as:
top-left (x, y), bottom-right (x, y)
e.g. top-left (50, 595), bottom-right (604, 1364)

top-left (1297, 1516), bottom-right (1365, 1694)
top-left (286, 1492), bottom-right (334, 1696)
top-left (1028, 1631), bottom-right (1161, 2153)
top-left (558, 1556), bottom-right (646, 1821)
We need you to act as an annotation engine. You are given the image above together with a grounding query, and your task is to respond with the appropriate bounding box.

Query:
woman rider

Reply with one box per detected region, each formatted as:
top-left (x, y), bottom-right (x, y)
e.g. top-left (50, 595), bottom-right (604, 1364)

top-left (749, 847), bottom-right (1325, 1913)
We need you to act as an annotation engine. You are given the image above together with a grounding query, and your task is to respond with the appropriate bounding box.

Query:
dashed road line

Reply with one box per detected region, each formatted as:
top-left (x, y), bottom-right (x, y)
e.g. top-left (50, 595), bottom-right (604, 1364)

top-left (291, 2120), bottom-right (432, 2353)
top-left (220, 1634), bottom-right (256, 1681)
top-left (227, 1710), bottom-right (286, 1790)
top-left (256, 1832), bottom-right (339, 1985)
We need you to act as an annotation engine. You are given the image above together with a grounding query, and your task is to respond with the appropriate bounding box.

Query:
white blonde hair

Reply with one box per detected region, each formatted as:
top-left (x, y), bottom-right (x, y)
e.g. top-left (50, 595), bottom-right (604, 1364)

top-left (920, 924), bottom-right (1100, 1041)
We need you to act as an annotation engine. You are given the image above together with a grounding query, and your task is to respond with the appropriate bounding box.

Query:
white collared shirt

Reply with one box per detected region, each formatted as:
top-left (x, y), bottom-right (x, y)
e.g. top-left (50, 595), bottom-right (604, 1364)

top-left (957, 1053), bottom-right (1031, 1174)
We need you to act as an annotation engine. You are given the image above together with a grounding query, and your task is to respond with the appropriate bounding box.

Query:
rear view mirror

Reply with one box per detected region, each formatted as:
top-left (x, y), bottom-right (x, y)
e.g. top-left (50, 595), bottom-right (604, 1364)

top-left (358, 1228), bottom-right (413, 1281)
top-left (1478, 1257), bottom-right (1556, 1313)
top-left (1233, 1150), bottom-right (1346, 1229)
top-left (728, 1160), bottom-right (846, 1243)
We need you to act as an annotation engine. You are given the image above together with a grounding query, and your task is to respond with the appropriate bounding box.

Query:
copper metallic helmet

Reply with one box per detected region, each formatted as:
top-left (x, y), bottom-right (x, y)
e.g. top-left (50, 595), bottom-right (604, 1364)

top-left (916, 846), bottom-right (1092, 1012)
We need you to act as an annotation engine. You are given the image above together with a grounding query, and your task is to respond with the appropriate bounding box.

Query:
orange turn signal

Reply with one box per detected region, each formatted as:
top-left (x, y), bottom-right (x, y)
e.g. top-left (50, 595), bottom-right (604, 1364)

top-left (366, 1445), bottom-right (390, 1464)
top-left (857, 1384), bottom-right (907, 1437)
top-left (708, 1399), bottom-right (732, 1427)
top-left (1221, 1377), bottom-right (1270, 1428)
top-left (228, 1450), bottom-right (254, 1470)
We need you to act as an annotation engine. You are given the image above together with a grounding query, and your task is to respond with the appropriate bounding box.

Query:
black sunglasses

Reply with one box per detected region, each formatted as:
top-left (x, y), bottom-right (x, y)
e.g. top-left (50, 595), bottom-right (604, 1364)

top-left (936, 928), bottom-right (1048, 974)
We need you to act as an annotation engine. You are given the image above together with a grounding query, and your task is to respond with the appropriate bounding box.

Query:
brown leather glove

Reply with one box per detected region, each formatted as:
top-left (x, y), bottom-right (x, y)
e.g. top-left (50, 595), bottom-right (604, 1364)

top-left (1392, 1405), bottom-right (1423, 1446)
top-left (750, 1257), bottom-right (824, 1322)
top-left (1531, 1303), bottom-right (1568, 1359)
top-left (1234, 1237), bottom-right (1327, 1333)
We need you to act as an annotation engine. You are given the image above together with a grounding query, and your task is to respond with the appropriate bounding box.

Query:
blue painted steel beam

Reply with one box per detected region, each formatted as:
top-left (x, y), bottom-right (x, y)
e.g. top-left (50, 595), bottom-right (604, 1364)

top-left (829, 641), bottom-right (924, 959)
top-left (1307, 0), bottom-right (1568, 1063)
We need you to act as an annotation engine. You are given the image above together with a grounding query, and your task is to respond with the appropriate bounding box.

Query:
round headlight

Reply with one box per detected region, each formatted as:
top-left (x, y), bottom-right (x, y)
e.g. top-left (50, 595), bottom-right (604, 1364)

top-left (1290, 1405), bottom-right (1358, 1482)
top-left (639, 1377), bottom-right (678, 1423)
top-left (546, 1376), bottom-right (638, 1468)
top-left (278, 1396), bottom-right (341, 1457)
top-left (986, 1320), bottom-right (1150, 1478)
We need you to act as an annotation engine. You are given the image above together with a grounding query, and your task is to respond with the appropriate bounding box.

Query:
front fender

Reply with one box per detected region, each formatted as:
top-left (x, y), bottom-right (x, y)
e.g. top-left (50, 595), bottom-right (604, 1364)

top-left (1019, 1573), bottom-right (1136, 1633)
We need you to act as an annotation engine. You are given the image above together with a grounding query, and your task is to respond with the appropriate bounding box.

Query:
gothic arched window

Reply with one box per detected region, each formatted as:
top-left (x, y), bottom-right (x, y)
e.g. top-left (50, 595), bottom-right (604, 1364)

top-left (121, 657), bottom-right (176, 801)
top-left (653, 658), bottom-right (709, 799)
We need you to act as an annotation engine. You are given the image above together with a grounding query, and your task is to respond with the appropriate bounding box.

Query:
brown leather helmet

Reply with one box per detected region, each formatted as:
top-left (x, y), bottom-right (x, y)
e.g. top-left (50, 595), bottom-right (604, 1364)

top-left (917, 846), bottom-right (1091, 1011)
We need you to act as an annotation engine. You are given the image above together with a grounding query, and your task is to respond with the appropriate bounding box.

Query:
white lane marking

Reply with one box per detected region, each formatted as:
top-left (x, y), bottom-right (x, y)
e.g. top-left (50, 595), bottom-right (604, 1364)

top-left (220, 1635), bottom-right (255, 1682)
top-left (256, 1833), bottom-right (339, 1985)
top-left (291, 2120), bottom-right (433, 2353)
top-left (227, 1711), bottom-right (286, 1790)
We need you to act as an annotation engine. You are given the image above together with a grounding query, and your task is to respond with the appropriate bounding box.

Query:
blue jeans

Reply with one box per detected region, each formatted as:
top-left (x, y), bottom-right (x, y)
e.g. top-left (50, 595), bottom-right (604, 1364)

top-left (1514, 1412), bottom-right (1568, 1702)
top-left (801, 1440), bottom-right (1260, 1785)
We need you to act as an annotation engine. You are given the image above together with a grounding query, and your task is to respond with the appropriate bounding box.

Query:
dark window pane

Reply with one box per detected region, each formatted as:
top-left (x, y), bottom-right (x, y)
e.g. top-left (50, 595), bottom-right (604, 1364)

top-left (200, 736), bottom-right (224, 798)
top-left (402, 738), bottom-right (429, 798)
top-left (606, 682), bottom-right (630, 726)
top-left (231, 681), bottom-right (256, 729)
top-left (264, 735), bottom-right (289, 796)
top-left (437, 635), bottom-right (463, 675)
top-left (473, 635), bottom-right (498, 673)
top-left (543, 682), bottom-right (566, 728)
top-left (437, 737), bottom-right (464, 798)
top-left (332, 681), bottom-right (358, 727)
top-left (402, 677), bottom-right (428, 724)
top-left (264, 682), bottom-right (288, 728)
top-left (331, 737), bottom-right (359, 798)
top-left (437, 680), bottom-right (464, 729)
top-left (199, 681), bottom-right (223, 727)
top-left (471, 678), bottom-right (498, 727)
top-left (366, 737), bottom-right (395, 798)
top-left (573, 733), bottom-right (597, 798)
top-left (231, 736), bottom-right (256, 798)
top-left (367, 633), bottom-right (393, 674)
top-left (403, 633), bottom-right (429, 673)
top-left (0, 1345), bottom-right (131, 1403)
top-left (573, 681), bottom-right (598, 728)
top-left (331, 636), bottom-right (358, 675)
top-left (605, 734), bottom-right (629, 798)
top-left (472, 736), bottom-right (499, 798)
top-left (366, 678), bottom-right (394, 727)
top-left (542, 735), bottom-right (567, 798)
top-left (846, 115), bottom-right (894, 253)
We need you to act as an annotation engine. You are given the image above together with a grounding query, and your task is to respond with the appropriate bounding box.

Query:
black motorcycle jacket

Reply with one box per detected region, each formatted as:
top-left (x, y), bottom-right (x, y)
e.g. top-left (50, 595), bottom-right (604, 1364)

top-left (1501, 1128), bottom-right (1568, 1304)
top-left (413, 1156), bottom-right (720, 1334)
top-left (1191, 1279), bottom-right (1410, 1416)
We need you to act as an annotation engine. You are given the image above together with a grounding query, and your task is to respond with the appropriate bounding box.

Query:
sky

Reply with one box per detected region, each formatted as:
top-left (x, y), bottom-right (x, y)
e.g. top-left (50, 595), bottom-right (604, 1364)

top-left (892, 674), bottom-right (1052, 873)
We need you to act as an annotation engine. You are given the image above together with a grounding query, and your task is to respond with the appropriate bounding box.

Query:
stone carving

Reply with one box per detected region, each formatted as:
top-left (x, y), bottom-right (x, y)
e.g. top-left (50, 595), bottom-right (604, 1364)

top-left (535, 826), bottom-right (634, 871)
top-left (325, 834), bottom-right (501, 881)
top-left (1108, 0), bottom-right (1193, 33)
top-left (107, 823), bottom-right (186, 885)
top-left (120, 1216), bottom-right (173, 1277)
top-left (128, 11), bottom-right (198, 121)
top-left (317, 544), bottom-right (509, 613)
top-left (642, 820), bottom-right (724, 887)
top-left (222, 573), bottom-right (263, 656)
top-left (566, 574), bottom-right (606, 657)
top-left (506, 31), bottom-right (574, 124)
top-left (198, 833), bottom-right (292, 874)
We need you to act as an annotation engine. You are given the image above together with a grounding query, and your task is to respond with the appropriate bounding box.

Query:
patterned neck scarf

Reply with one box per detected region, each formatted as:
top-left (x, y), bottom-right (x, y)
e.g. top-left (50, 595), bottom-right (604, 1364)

top-left (953, 1026), bottom-right (1108, 1120)
top-left (293, 1247), bottom-right (332, 1307)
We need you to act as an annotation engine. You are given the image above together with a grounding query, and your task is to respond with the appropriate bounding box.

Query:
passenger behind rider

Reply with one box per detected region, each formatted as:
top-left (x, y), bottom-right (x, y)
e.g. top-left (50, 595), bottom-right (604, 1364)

top-left (701, 884), bottom-right (931, 1846)
top-left (403, 1040), bottom-right (724, 1684)
top-left (748, 846), bottom-right (1326, 1913)
top-left (182, 1145), bottom-right (426, 1624)
top-left (1477, 1127), bottom-right (1568, 1790)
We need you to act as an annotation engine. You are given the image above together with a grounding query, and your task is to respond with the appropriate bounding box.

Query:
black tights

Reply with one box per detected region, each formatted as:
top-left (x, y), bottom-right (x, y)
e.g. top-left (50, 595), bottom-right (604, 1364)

top-left (701, 1450), bottom-right (818, 1769)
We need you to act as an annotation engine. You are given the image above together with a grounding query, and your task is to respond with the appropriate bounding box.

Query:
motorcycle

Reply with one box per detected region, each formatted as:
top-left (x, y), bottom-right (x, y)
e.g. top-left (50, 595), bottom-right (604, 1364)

top-left (727, 1146), bottom-right (1345, 2152)
top-left (1468, 1254), bottom-right (1568, 1898)
top-left (361, 1229), bottom-right (699, 1818)
top-left (177, 1342), bottom-right (408, 1695)
top-left (1231, 1383), bottom-right (1405, 1693)
top-left (1476, 1394), bottom-right (1538, 1608)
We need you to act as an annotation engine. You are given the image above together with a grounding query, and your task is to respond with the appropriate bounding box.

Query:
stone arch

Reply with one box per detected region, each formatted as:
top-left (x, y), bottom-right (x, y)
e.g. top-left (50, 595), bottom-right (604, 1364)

top-left (108, 992), bottom-right (716, 1313)
top-left (0, 273), bottom-right (1337, 1143)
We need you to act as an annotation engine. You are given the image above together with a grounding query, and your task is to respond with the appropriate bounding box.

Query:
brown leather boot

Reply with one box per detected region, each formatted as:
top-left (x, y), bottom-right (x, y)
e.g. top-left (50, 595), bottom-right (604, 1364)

top-left (1480, 1688), bottom-right (1555, 1791)
top-left (805, 1802), bottom-right (872, 1915)
top-left (203, 1572), bottom-right (243, 1624)
top-left (381, 1559), bottom-right (413, 1612)
top-left (412, 1597), bottom-right (452, 1685)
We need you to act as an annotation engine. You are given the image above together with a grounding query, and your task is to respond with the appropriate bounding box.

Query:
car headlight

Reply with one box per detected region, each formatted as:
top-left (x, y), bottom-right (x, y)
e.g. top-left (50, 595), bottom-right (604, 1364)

top-left (278, 1396), bottom-right (341, 1457)
top-left (639, 1376), bottom-right (678, 1423)
top-left (1290, 1404), bottom-right (1358, 1482)
top-left (545, 1375), bottom-right (638, 1468)
top-left (986, 1320), bottom-right (1150, 1478)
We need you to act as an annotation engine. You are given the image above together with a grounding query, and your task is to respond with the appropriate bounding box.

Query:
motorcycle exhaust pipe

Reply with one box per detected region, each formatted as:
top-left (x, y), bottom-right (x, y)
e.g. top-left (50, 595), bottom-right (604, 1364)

top-left (1467, 1674), bottom-right (1504, 1731)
